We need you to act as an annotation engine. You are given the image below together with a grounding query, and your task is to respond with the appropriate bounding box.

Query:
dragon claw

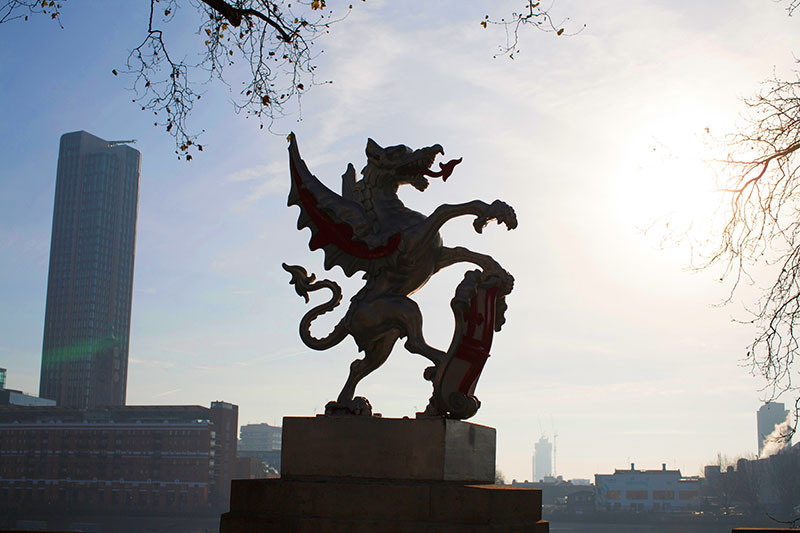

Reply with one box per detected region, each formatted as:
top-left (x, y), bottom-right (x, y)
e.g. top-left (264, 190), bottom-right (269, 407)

top-left (325, 397), bottom-right (373, 416)
top-left (474, 200), bottom-right (517, 233)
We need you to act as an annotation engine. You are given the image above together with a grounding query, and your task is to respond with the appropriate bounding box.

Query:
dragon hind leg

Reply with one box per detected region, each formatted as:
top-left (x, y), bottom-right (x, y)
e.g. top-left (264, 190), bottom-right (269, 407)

top-left (397, 297), bottom-right (446, 365)
top-left (404, 332), bottom-right (446, 366)
top-left (357, 295), bottom-right (445, 365)
top-left (335, 329), bottom-right (400, 409)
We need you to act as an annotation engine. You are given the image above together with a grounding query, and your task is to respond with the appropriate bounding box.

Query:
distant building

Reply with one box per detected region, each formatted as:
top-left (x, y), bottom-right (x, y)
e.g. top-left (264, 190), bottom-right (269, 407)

top-left (0, 389), bottom-right (56, 407)
top-left (702, 443), bottom-right (800, 514)
top-left (0, 369), bottom-right (55, 407)
top-left (510, 477), bottom-right (592, 506)
top-left (566, 489), bottom-right (595, 513)
top-left (238, 422), bottom-right (282, 471)
top-left (234, 457), bottom-right (278, 480)
top-left (595, 463), bottom-right (700, 512)
top-left (239, 422), bottom-right (282, 452)
top-left (40, 131), bottom-right (141, 409)
top-left (757, 402), bottom-right (791, 456)
top-left (534, 436), bottom-right (553, 481)
top-left (0, 401), bottom-right (237, 513)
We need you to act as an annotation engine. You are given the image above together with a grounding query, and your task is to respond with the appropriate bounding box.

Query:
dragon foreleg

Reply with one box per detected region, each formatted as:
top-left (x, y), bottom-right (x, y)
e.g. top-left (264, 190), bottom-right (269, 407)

top-left (434, 248), bottom-right (514, 331)
top-left (282, 263), bottom-right (349, 351)
top-left (436, 246), bottom-right (507, 277)
top-left (417, 200), bottom-right (518, 246)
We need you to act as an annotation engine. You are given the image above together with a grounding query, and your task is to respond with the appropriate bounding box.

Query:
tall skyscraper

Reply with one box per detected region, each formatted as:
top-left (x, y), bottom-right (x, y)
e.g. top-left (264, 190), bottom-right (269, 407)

top-left (533, 435), bottom-right (553, 482)
top-left (39, 131), bottom-right (140, 408)
top-left (757, 402), bottom-right (791, 456)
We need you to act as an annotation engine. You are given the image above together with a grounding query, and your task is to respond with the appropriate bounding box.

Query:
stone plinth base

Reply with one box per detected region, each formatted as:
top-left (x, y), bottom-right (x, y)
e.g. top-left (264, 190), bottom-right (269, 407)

top-left (220, 417), bottom-right (546, 531)
top-left (219, 478), bottom-right (548, 532)
top-left (732, 529), bottom-right (800, 532)
top-left (281, 416), bottom-right (496, 483)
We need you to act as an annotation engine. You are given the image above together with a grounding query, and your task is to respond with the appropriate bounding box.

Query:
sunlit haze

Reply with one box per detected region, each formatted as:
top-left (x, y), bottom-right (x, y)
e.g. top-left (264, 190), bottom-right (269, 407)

top-left (1, 1), bottom-right (798, 483)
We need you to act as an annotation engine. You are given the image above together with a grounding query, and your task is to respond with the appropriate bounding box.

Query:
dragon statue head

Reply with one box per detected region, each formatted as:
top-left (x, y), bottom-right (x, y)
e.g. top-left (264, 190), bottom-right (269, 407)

top-left (362, 138), bottom-right (462, 192)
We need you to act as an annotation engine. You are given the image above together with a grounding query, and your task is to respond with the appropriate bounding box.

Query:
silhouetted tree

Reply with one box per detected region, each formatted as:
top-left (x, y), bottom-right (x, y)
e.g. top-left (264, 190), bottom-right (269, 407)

top-left (0, 1), bottom-right (572, 159)
top-left (767, 449), bottom-right (800, 520)
top-left (731, 458), bottom-right (763, 514)
top-left (703, 0), bottom-right (800, 439)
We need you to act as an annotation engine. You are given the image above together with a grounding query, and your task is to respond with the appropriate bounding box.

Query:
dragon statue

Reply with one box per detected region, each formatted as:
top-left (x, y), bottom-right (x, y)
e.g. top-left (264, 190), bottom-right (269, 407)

top-left (283, 133), bottom-right (516, 419)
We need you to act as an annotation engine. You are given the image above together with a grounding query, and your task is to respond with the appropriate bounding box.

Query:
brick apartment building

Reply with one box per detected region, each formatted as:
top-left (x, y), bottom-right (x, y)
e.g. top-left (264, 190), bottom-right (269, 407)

top-left (0, 401), bottom-right (237, 514)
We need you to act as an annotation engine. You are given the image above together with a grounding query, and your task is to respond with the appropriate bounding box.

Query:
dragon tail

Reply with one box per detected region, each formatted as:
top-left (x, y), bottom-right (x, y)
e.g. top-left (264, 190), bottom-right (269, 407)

top-left (282, 263), bottom-right (348, 351)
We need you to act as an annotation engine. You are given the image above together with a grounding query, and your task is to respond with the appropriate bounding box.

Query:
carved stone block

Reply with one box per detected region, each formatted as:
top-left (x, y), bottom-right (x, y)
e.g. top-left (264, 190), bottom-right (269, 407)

top-left (220, 478), bottom-right (548, 532)
top-left (280, 416), bottom-right (496, 483)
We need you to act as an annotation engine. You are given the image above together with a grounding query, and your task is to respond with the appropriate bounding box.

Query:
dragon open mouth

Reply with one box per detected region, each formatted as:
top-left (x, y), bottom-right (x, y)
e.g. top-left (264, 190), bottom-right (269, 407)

top-left (397, 153), bottom-right (463, 182)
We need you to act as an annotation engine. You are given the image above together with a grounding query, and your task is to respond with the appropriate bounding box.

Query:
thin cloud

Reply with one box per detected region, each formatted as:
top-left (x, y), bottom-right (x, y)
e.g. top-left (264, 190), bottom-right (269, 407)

top-left (225, 162), bottom-right (287, 207)
top-left (232, 348), bottom-right (312, 367)
top-left (130, 357), bottom-right (176, 369)
top-left (154, 388), bottom-right (182, 398)
top-left (135, 287), bottom-right (158, 294)
top-left (231, 289), bottom-right (254, 295)
top-left (226, 164), bottom-right (276, 182)
top-left (243, 177), bottom-right (284, 204)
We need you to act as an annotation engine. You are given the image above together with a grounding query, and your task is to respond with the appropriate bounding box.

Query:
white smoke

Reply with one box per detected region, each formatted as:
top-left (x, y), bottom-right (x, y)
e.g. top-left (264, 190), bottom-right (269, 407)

top-left (759, 413), bottom-right (794, 459)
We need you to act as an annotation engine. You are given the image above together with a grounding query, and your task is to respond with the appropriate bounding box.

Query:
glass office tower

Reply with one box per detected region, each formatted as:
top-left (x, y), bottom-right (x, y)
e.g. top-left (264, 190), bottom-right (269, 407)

top-left (40, 131), bottom-right (140, 408)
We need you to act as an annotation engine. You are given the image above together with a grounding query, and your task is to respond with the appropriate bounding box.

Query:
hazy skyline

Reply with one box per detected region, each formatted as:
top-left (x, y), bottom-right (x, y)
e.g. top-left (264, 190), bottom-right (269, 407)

top-left (1, 1), bottom-right (797, 482)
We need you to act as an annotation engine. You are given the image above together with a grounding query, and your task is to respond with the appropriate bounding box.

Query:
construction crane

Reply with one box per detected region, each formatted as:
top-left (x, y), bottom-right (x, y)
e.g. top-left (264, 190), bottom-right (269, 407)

top-left (107, 139), bottom-right (137, 146)
top-left (551, 415), bottom-right (558, 478)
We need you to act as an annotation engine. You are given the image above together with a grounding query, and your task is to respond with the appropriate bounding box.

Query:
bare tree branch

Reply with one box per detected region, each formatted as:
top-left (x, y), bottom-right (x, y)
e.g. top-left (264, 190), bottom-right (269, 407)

top-left (703, 63), bottom-right (800, 432)
top-left (481, 0), bottom-right (583, 60)
top-left (2, 1), bottom-right (569, 157)
top-left (1, 0), bottom-right (63, 27)
top-left (2, 0), bottom-right (347, 159)
top-left (119, 0), bottom-right (347, 159)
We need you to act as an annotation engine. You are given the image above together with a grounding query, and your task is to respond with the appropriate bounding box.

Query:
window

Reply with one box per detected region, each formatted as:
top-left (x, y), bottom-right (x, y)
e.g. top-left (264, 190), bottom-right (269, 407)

top-left (626, 490), bottom-right (648, 500)
top-left (652, 490), bottom-right (674, 500)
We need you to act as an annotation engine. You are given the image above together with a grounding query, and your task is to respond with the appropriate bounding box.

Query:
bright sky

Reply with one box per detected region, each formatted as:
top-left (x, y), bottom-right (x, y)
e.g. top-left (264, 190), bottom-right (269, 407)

top-left (0, 1), bottom-right (797, 482)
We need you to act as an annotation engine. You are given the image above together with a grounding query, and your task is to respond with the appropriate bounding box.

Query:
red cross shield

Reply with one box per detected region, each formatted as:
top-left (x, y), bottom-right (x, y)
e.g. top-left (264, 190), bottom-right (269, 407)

top-left (420, 270), bottom-right (509, 419)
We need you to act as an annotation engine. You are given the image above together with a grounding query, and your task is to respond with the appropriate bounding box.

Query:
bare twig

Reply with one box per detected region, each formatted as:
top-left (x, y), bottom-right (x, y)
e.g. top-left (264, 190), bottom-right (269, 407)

top-left (0, 0), bottom-right (64, 27)
top-left (481, 1), bottom-right (583, 60)
top-left (2, 0), bottom-right (348, 159)
top-left (121, 0), bottom-right (348, 159)
top-left (702, 62), bottom-right (800, 432)
top-left (2, 1), bottom-right (576, 156)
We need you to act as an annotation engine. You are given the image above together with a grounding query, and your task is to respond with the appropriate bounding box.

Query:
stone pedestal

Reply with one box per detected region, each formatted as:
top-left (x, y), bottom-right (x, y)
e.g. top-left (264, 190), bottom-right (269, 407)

top-left (220, 417), bottom-right (548, 532)
top-left (281, 416), bottom-right (496, 483)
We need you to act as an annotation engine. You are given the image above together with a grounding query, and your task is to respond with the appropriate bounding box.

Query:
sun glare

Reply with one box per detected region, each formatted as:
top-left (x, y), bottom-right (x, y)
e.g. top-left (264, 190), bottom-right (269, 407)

top-left (612, 106), bottom-right (725, 242)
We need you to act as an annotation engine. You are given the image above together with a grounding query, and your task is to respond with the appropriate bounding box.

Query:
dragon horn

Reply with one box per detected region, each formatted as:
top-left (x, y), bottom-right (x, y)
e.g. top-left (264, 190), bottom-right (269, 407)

top-left (365, 138), bottom-right (384, 160)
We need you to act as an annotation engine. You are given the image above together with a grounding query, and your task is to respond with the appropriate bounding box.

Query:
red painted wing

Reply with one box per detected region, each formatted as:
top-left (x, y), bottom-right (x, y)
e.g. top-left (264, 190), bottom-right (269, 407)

top-left (287, 133), bottom-right (400, 277)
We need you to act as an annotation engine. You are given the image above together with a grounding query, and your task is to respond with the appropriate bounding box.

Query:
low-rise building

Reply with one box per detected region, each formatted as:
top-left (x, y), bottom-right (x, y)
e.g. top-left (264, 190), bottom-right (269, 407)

top-left (239, 422), bottom-right (281, 452)
top-left (510, 477), bottom-right (593, 507)
top-left (566, 489), bottom-right (595, 513)
top-left (0, 401), bottom-right (237, 514)
top-left (0, 369), bottom-right (55, 407)
top-left (237, 422), bottom-right (281, 471)
top-left (0, 388), bottom-right (56, 407)
top-left (595, 463), bottom-right (700, 512)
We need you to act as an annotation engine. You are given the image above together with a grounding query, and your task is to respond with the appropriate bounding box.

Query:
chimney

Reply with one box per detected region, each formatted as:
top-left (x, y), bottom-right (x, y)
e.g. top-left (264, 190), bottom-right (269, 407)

top-left (631, 463), bottom-right (635, 471)
top-left (662, 463), bottom-right (666, 471)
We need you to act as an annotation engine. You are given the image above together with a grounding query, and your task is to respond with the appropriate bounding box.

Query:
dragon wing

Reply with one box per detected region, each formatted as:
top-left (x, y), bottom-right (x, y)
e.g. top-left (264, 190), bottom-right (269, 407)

top-left (287, 133), bottom-right (400, 277)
